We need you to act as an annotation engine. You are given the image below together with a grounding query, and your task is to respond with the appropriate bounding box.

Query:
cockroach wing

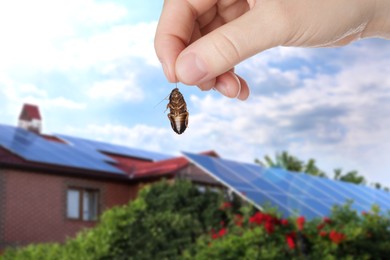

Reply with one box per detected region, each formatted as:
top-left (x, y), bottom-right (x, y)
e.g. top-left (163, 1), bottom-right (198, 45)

top-left (167, 87), bottom-right (189, 134)
top-left (168, 112), bottom-right (188, 134)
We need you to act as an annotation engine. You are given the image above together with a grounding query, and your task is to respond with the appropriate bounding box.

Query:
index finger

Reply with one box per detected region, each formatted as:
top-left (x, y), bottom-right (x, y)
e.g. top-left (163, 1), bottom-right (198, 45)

top-left (154, 0), bottom-right (217, 82)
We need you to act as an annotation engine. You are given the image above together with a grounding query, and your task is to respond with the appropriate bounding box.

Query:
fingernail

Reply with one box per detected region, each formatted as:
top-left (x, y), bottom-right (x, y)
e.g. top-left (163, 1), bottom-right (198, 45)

top-left (214, 73), bottom-right (242, 98)
top-left (161, 62), bottom-right (174, 82)
top-left (214, 81), bottom-right (230, 97)
top-left (177, 52), bottom-right (208, 84)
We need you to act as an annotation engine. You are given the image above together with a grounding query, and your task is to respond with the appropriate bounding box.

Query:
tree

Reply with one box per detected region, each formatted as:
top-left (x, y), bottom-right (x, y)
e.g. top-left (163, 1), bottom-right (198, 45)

top-left (256, 151), bottom-right (327, 177)
top-left (256, 151), bottom-right (390, 189)
top-left (256, 151), bottom-right (303, 172)
top-left (333, 168), bottom-right (366, 185)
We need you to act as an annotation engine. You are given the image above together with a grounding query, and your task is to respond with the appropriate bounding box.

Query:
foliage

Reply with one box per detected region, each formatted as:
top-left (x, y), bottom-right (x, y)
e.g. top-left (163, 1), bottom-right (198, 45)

top-left (255, 151), bottom-right (371, 185)
top-left (334, 168), bottom-right (366, 185)
top-left (186, 203), bottom-right (390, 259)
top-left (2, 181), bottom-right (389, 260)
top-left (259, 151), bottom-right (390, 191)
top-left (1, 180), bottom-right (227, 260)
top-left (255, 151), bottom-right (327, 177)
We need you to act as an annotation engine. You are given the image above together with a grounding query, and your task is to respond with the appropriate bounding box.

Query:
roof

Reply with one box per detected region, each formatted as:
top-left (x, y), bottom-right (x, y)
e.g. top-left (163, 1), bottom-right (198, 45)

top-left (19, 104), bottom-right (42, 121)
top-left (184, 152), bottom-right (390, 220)
top-left (132, 156), bottom-right (189, 178)
top-left (0, 123), bottom-right (218, 181)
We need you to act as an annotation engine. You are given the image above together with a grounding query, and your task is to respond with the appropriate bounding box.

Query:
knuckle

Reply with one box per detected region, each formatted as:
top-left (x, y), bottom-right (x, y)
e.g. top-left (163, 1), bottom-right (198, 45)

top-left (211, 30), bottom-right (242, 68)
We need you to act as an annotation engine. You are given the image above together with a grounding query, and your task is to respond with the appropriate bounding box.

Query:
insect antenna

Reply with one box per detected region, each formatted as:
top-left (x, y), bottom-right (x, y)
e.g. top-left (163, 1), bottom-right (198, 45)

top-left (153, 93), bottom-right (170, 109)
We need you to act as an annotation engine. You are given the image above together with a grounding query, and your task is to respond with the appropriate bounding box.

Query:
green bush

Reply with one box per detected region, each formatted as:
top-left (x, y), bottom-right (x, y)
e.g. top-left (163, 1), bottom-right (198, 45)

top-left (186, 203), bottom-right (390, 260)
top-left (2, 181), bottom-right (389, 259)
top-left (1, 180), bottom-right (227, 260)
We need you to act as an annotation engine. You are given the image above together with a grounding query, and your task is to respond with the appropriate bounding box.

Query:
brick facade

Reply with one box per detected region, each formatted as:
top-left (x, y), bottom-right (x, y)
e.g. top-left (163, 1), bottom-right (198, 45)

top-left (0, 169), bottom-right (138, 250)
top-left (0, 140), bottom-right (219, 253)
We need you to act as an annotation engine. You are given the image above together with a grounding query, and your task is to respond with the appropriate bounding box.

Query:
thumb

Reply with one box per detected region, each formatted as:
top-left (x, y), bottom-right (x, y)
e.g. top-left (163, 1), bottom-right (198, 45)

top-left (175, 1), bottom-right (289, 85)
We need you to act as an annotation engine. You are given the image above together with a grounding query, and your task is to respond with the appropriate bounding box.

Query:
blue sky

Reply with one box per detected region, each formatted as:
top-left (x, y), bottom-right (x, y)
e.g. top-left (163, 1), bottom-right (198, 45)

top-left (0, 0), bottom-right (390, 187)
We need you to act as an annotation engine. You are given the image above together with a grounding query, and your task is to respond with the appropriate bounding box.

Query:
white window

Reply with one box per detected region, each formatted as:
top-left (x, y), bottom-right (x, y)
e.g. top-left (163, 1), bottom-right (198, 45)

top-left (67, 189), bottom-right (80, 219)
top-left (67, 188), bottom-right (99, 221)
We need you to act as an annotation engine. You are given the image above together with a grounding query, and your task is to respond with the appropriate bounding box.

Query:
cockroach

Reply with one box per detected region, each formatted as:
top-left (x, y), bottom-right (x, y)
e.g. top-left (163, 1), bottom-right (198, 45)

top-left (167, 87), bottom-right (189, 134)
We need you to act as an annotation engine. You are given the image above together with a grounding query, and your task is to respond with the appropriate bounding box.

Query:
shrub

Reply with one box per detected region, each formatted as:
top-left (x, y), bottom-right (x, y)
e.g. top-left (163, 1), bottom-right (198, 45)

top-left (2, 181), bottom-right (389, 259)
top-left (186, 203), bottom-right (390, 259)
top-left (1, 180), bottom-right (227, 260)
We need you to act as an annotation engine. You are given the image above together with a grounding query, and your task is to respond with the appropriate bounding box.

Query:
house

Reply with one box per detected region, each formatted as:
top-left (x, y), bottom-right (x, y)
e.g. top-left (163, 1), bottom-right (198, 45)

top-left (0, 104), bottom-right (220, 252)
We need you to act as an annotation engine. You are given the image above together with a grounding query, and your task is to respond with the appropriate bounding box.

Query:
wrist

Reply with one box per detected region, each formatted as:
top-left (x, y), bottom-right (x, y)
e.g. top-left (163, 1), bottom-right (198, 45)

top-left (363, 0), bottom-right (390, 39)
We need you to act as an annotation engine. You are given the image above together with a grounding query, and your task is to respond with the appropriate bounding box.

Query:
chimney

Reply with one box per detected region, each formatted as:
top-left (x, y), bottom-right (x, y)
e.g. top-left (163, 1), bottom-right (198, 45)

top-left (18, 104), bottom-right (42, 133)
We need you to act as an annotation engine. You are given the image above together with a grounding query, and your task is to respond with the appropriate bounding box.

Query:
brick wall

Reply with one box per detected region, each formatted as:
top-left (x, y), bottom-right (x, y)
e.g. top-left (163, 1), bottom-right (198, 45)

top-left (0, 168), bottom-right (137, 250)
top-left (0, 170), bottom-right (6, 252)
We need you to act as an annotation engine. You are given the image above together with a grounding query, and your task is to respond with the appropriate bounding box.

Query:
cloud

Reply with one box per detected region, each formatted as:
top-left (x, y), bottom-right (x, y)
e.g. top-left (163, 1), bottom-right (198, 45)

top-left (0, 78), bottom-right (86, 122)
top-left (0, 1), bottom-right (129, 71)
top-left (0, 1), bottom-right (158, 122)
top-left (87, 74), bottom-right (144, 102)
top-left (59, 22), bottom-right (159, 71)
top-left (0, 1), bottom-right (157, 73)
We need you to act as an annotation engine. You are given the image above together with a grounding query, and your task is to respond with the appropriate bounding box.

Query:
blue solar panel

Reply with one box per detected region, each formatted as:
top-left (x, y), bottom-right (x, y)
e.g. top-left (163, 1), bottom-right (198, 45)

top-left (183, 152), bottom-right (390, 219)
top-left (57, 134), bottom-right (172, 162)
top-left (0, 124), bottom-right (124, 174)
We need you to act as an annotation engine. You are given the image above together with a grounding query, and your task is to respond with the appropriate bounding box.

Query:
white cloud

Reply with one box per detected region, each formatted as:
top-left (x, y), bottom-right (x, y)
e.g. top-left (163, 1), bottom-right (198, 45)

top-left (87, 74), bottom-right (144, 102)
top-left (0, 1), bottom-right (123, 70)
top-left (0, 78), bottom-right (86, 121)
top-left (62, 22), bottom-right (159, 70)
top-left (0, 1), bottom-right (157, 72)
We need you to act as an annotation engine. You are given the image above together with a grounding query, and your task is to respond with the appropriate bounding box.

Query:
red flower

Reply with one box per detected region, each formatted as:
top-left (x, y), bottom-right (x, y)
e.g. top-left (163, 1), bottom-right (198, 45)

top-left (317, 217), bottom-right (332, 230)
top-left (249, 212), bottom-right (280, 234)
top-left (362, 211), bottom-right (368, 216)
top-left (211, 228), bottom-right (228, 239)
top-left (319, 231), bottom-right (327, 237)
top-left (329, 230), bottom-right (346, 244)
top-left (296, 216), bottom-right (305, 231)
top-left (249, 212), bottom-right (265, 225)
top-left (218, 228), bottom-right (227, 237)
top-left (211, 229), bottom-right (219, 240)
top-left (264, 221), bottom-right (275, 234)
top-left (281, 219), bottom-right (289, 226)
top-left (285, 232), bottom-right (296, 249)
top-left (317, 223), bottom-right (325, 231)
top-left (220, 202), bottom-right (232, 210)
top-left (323, 217), bottom-right (332, 224)
top-left (235, 214), bottom-right (244, 227)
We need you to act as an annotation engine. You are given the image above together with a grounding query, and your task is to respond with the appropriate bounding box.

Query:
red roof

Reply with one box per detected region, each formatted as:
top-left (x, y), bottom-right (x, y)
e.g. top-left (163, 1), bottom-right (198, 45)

top-left (19, 104), bottom-right (42, 121)
top-left (132, 156), bottom-right (189, 178)
top-left (131, 150), bottom-right (219, 179)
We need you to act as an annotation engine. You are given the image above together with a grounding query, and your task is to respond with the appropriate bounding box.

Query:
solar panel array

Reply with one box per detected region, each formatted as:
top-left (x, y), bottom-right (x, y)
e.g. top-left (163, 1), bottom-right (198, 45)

top-left (0, 124), bottom-right (171, 174)
top-left (57, 134), bottom-right (172, 162)
top-left (183, 152), bottom-right (390, 219)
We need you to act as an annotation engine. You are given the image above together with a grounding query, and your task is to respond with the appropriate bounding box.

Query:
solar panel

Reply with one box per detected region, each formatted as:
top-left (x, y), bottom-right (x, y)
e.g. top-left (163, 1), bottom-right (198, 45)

top-left (183, 152), bottom-right (390, 219)
top-left (57, 134), bottom-right (172, 162)
top-left (0, 124), bottom-right (124, 174)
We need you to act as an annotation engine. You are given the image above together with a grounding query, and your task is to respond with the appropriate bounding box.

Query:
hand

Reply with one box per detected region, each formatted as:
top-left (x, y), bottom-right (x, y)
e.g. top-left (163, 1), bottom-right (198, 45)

top-left (154, 0), bottom-right (390, 100)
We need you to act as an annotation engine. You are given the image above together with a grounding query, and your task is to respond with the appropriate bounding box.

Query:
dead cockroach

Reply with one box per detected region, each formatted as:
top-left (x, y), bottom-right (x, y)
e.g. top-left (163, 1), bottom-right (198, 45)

top-left (167, 87), bottom-right (189, 134)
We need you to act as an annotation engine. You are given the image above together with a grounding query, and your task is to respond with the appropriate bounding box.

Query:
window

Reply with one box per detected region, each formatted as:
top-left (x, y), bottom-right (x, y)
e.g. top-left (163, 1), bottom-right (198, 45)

top-left (67, 188), bottom-right (99, 221)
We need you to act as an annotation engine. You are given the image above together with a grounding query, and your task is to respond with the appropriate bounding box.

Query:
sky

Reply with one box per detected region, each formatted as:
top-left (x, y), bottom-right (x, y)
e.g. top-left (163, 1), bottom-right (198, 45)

top-left (0, 0), bottom-right (390, 188)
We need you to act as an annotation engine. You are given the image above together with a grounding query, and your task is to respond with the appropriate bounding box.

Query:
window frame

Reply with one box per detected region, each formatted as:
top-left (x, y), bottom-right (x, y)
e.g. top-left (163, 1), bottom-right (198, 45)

top-left (66, 187), bottom-right (100, 222)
